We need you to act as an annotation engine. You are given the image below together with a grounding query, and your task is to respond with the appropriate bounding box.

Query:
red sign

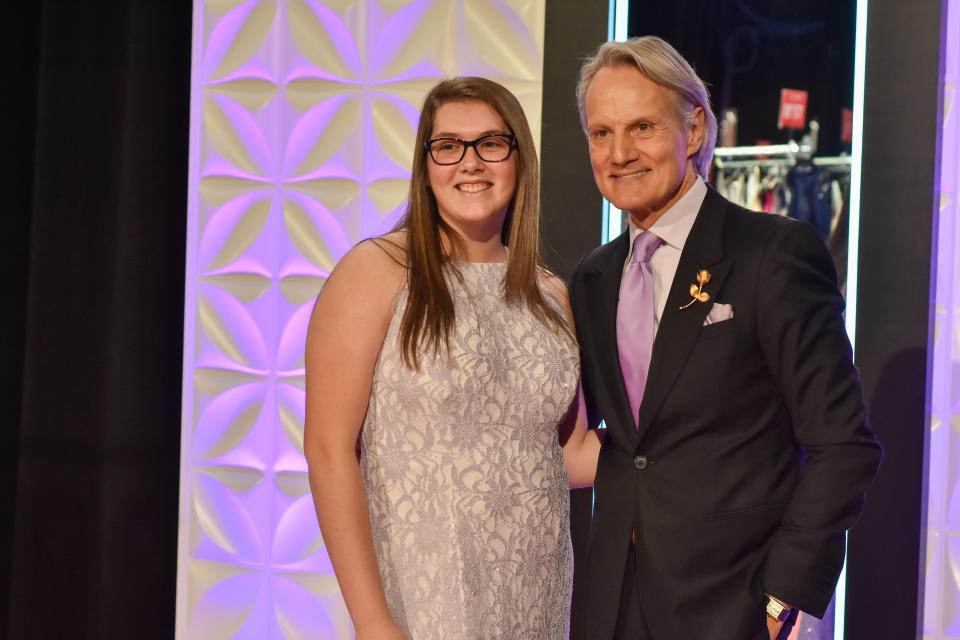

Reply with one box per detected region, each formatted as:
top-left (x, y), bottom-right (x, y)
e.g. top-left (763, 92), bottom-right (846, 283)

top-left (777, 89), bottom-right (808, 130)
top-left (841, 108), bottom-right (853, 143)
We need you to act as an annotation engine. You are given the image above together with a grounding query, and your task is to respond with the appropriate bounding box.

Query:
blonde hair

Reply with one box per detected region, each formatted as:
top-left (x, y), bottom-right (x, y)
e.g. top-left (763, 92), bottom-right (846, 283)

top-left (394, 77), bottom-right (571, 369)
top-left (577, 36), bottom-right (717, 178)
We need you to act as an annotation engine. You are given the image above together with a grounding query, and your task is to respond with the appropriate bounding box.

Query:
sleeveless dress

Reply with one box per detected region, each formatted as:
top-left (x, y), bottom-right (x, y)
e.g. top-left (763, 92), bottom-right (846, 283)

top-left (360, 262), bottom-right (580, 639)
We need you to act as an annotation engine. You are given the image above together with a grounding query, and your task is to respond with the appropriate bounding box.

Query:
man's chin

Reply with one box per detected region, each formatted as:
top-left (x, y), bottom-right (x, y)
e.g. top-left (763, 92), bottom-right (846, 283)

top-left (600, 195), bottom-right (632, 212)
top-left (606, 198), bottom-right (644, 216)
top-left (602, 189), bottom-right (648, 213)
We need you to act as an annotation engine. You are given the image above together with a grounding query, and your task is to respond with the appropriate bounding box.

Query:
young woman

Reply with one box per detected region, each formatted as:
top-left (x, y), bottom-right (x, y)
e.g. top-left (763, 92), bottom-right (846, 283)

top-left (304, 77), bottom-right (601, 640)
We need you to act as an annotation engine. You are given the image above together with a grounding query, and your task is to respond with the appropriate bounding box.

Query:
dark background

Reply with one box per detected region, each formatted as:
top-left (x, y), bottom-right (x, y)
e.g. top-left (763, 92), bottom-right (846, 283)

top-left (2, 0), bottom-right (944, 638)
top-left (843, 0), bottom-right (944, 636)
top-left (629, 0), bottom-right (856, 155)
top-left (3, 2), bottom-right (189, 637)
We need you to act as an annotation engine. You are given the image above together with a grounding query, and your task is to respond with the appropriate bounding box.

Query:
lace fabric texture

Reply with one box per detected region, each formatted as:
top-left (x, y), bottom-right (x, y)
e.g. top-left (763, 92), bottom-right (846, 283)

top-left (360, 262), bottom-right (579, 639)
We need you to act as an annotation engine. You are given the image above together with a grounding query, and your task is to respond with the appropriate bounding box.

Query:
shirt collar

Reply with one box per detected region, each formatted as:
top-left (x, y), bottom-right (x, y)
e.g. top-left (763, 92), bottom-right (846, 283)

top-left (627, 176), bottom-right (707, 258)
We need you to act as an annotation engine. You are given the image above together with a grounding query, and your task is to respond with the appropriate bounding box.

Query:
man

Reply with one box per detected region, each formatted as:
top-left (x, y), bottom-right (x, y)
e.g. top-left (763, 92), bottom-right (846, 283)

top-left (568, 37), bottom-right (882, 640)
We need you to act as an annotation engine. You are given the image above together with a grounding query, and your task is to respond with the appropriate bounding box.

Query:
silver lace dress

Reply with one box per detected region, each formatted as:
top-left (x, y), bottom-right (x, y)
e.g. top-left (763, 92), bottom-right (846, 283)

top-left (360, 262), bottom-right (579, 639)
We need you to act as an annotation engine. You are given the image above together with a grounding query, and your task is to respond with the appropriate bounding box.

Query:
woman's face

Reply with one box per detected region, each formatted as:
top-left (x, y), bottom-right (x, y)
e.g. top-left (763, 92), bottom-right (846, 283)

top-left (425, 100), bottom-right (518, 241)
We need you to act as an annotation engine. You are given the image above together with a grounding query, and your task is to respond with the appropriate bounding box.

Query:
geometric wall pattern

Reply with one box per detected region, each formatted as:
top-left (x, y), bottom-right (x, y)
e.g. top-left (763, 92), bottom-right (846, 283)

top-left (176, 1), bottom-right (544, 637)
top-left (925, 0), bottom-right (960, 637)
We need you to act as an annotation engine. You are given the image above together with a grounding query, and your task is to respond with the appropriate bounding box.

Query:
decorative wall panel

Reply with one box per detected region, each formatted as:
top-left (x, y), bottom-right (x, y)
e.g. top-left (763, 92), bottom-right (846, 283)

top-left (925, 0), bottom-right (960, 637)
top-left (177, 1), bottom-right (545, 637)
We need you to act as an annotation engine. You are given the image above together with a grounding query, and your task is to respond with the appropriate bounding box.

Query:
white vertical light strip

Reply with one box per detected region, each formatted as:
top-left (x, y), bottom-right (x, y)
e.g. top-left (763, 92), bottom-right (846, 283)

top-left (612, 0), bottom-right (630, 41)
top-left (601, 0), bottom-right (630, 243)
top-left (834, 3), bottom-right (869, 639)
top-left (602, 201), bottom-right (623, 244)
top-left (846, 0), bottom-right (868, 353)
top-left (174, 0), bottom-right (204, 636)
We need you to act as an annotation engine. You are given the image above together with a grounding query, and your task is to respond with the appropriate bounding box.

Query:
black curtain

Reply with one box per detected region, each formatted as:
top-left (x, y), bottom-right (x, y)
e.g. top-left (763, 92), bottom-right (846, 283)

top-left (3, 2), bottom-right (191, 637)
top-left (629, 0), bottom-right (855, 156)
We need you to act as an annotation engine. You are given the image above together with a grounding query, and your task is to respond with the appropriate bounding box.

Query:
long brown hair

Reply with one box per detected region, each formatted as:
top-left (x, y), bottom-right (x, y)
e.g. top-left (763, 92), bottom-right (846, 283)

top-left (395, 76), bottom-right (571, 369)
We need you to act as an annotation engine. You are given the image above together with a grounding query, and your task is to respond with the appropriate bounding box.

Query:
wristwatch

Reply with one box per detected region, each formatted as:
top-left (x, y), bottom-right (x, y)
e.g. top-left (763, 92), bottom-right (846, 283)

top-left (765, 595), bottom-right (792, 622)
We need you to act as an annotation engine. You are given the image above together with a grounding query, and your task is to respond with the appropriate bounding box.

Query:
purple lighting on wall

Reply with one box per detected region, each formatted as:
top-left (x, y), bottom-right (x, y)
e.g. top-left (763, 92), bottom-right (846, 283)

top-left (179, 2), bottom-right (546, 637)
top-left (925, 0), bottom-right (959, 637)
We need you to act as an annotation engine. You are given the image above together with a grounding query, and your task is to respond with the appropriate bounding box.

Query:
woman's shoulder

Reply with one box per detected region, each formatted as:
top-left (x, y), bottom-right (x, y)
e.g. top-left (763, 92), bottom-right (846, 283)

top-left (338, 231), bottom-right (407, 272)
top-left (363, 230), bottom-right (409, 267)
top-left (324, 232), bottom-right (408, 305)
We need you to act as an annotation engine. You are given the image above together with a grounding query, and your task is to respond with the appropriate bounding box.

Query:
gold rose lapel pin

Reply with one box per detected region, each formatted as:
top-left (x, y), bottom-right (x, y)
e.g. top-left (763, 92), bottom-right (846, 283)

top-left (679, 269), bottom-right (711, 310)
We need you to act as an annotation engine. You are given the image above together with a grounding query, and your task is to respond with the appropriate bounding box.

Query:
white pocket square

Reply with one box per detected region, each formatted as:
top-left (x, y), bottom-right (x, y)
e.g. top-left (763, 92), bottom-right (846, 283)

top-left (703, 302), bottom-right (734, 325)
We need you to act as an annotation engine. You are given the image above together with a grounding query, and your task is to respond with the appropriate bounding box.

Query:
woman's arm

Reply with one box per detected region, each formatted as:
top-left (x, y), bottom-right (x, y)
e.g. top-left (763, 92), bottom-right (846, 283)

top-left (559, 385), bottom-right (604, 488)
top-left (304, 240), bottom-right (407, 639)
top-left (543, 274), bottom-right (604, 488)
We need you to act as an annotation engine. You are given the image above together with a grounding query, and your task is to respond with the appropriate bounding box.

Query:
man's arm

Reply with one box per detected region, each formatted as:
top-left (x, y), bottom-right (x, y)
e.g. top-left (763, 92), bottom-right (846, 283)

top-left (756, 219), bottom-right (883, 616)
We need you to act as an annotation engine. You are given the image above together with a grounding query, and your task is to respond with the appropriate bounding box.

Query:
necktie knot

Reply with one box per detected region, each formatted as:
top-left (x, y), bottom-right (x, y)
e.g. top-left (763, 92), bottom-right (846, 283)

top-left (631, 231), bottom-right (662, 265)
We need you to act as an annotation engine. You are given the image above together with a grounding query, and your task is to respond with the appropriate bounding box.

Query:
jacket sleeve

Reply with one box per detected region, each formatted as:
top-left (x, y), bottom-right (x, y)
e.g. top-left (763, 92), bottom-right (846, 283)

top-left (567, 253), bottom-right (603, 430)
top-left (756, 219), bottom-right (883, 616)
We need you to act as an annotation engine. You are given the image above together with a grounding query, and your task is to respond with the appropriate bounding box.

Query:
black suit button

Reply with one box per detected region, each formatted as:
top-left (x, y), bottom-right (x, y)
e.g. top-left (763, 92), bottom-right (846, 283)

top-left (634, 455), bottom-right (648, 470)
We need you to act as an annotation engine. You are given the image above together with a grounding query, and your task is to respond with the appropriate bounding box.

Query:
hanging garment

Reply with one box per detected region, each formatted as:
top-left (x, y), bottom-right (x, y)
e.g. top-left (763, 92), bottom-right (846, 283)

top-left (746, 166), bottom-right (763, 212)
top-left (785, 165), bottom-right (833, 239)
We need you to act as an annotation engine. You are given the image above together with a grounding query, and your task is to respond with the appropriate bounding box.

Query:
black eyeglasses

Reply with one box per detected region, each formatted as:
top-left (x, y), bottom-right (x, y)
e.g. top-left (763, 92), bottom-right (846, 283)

top-left (425, 134), bottom-right (517, 165)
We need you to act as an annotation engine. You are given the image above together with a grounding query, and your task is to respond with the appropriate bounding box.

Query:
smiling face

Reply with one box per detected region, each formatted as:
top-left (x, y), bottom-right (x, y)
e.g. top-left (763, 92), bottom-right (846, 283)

top-left (584, 65), bottom-right (703, 228)
top-left (426, 100), bottom-right (518, 242)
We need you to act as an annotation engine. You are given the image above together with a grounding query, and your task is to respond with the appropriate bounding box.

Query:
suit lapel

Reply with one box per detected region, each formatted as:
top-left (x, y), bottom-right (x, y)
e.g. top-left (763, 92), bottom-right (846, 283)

top-left (636, 188), bottom-right (732, 444)
top-left (583, 232), bottom-right (641, 449)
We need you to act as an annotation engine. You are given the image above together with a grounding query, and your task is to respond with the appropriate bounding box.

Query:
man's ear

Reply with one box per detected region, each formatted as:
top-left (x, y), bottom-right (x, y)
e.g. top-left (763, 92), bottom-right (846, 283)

top-left (686, 106), bottom-right (705, 156)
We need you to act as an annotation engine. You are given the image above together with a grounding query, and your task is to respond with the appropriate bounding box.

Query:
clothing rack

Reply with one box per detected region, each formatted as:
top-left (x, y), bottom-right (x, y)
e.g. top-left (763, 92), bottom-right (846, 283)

top-left (711, 120), bottom-right (852, 243)
top-left (714, 141), bottom-right (812, 160)
top-left (712, 120), bottom-right (849, 171)
top-left (713, 154), bottom-right (851, 171)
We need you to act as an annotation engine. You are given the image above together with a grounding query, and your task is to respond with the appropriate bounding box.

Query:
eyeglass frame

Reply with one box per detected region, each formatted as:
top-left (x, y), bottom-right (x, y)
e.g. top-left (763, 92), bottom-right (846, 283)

top-left (423, 133), bottom-right (518, 165)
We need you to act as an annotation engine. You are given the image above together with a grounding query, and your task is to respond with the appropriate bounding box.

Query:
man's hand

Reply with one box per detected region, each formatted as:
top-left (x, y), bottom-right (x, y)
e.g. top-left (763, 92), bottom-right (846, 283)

top-left (764, 594), bottom-right (793, 640)
top-left (766, 614), bottom-right (785, 640)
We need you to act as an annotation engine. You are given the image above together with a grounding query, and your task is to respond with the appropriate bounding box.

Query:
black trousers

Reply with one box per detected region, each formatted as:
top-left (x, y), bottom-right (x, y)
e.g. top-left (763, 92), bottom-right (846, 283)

top-left (613, 543), bottom-right (652, 640)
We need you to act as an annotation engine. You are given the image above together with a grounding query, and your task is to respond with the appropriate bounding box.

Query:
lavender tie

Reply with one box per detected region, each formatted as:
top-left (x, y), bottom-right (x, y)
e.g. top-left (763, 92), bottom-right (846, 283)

top-left (617, 231), bottom-right (663, 428)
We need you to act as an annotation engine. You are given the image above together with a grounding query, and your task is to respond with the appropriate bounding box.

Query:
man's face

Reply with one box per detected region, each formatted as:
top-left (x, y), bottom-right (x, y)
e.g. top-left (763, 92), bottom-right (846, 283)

top-left (584, 65), bottom-right (703, 226)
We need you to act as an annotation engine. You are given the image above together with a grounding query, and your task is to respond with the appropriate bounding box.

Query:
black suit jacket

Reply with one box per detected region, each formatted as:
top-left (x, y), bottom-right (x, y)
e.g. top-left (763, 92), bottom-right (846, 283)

top-left (568, 188), bottom-right (882, 639)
